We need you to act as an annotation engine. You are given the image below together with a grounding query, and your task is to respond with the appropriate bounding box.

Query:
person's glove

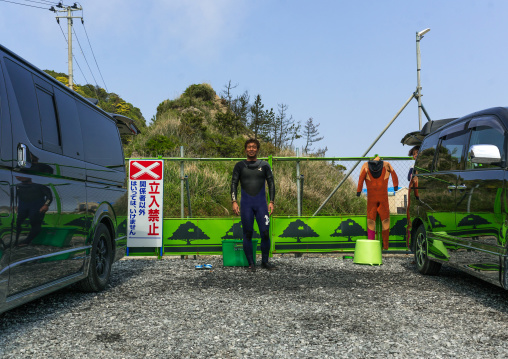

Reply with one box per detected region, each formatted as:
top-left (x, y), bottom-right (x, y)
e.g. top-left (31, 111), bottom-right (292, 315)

top-left (356, 192), bottom-right (361, 197)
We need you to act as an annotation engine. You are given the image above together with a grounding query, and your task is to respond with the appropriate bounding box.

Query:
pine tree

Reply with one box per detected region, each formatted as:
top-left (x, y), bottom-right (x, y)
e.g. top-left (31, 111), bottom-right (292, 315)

top-left (232, 91), bottom-right (250, 127)
top-left (272, 103), bottom-right (300, 149)
top-left (249, 94), bottom-right (265, 139)
top-left (221, 80), bottom-right (238, 107)
top-left (303, 117), bottom-right (324, 154)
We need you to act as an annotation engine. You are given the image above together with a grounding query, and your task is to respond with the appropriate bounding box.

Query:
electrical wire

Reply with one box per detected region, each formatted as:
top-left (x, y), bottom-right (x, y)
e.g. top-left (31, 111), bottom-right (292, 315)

top-left (0, 0), bottom-right (76, 12)
top-left (19, 0), bottom-right (58, 6)
top-left (0, 0), bottom-right (49, 10)
top-left (81, 21), bottom-right (108, 92)
top-left (57, 22), bottom-right (91, 90)
top-left (72, 27), bottom-right (99, 89)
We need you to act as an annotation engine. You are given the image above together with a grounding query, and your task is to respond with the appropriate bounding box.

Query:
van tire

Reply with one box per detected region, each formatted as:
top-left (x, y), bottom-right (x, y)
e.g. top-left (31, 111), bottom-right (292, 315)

top-left (414, 224), bottom-right (441, 275)
top-left (77, 223), bottom-right (113, 292)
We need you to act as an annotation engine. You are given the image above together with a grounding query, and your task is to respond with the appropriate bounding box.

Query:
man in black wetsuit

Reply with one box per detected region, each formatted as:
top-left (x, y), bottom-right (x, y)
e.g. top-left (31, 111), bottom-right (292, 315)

top-left (231, 138), bottom-right (275, 271)
top-left (15, 176), bottom-right (53, 247)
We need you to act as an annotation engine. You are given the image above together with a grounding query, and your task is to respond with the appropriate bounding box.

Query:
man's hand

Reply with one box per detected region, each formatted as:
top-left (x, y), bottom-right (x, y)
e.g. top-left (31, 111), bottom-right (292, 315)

top-left (268, 202), bottom-right (274, 215)
top-left (40, 204), bottom-right (49, 213)
top-left (232, 201), bottom-right (240, 216)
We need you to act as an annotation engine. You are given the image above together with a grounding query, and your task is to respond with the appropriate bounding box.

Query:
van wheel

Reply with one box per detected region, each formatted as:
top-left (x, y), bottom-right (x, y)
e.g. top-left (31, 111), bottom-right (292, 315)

top-left (77, 223), bottom-right (113, 292)
top-left (414, 224), bottom-right (441, 275)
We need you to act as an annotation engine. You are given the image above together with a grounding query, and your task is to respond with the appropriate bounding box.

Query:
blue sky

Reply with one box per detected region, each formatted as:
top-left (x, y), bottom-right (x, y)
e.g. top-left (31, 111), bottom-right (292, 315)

top-left (0, 0), bottom-right (507, 157)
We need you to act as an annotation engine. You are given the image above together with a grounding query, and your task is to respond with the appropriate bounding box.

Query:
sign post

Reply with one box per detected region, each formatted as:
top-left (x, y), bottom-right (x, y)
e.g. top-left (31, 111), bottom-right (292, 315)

top-left (128, 160), bottom-right (164, 248)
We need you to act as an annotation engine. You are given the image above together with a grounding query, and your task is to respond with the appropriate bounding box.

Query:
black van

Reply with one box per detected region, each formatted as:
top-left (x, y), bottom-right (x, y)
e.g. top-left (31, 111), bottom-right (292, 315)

top-left (407, 107), bottom-right (508, 289)
top-left (0, 44), bottom-right (135, 313)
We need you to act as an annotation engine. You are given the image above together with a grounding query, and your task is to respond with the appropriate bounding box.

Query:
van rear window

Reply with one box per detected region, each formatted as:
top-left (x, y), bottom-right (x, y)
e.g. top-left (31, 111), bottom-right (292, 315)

top-left (77, 102), bottom-right (124, 168)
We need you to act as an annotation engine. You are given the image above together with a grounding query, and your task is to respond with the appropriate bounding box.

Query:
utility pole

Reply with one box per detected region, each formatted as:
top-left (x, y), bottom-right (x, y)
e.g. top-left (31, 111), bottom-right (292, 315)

top-left (50, 2), bottom-right (82, 90)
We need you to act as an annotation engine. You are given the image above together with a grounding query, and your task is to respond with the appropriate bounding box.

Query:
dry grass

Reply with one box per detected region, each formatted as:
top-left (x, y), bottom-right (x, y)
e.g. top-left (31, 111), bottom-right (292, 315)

top-left (154, 156), bottom-right (366, 218)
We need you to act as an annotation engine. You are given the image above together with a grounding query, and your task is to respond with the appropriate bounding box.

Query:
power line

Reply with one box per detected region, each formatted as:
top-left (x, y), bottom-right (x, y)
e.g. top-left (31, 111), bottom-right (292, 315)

top-left (0, 0), bottom-right (49, 10)
top-left (57, 22), bottom-right (91, 90)
top-left (20, 0), bottom-right (58, 6)
top-left (73, 27), bottom-right (99, 89)
top-left (81, 21), bottom-right (108, 92)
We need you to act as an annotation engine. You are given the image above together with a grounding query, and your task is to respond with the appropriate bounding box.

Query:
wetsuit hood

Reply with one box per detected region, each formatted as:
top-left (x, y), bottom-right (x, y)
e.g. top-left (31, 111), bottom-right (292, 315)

top-left (368, 160), bottom-right (384, 179)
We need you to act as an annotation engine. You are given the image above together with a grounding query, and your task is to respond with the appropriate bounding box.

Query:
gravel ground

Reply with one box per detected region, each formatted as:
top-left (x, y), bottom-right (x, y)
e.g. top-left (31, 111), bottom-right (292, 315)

top-left (1, 254), bottom-right (508, 358)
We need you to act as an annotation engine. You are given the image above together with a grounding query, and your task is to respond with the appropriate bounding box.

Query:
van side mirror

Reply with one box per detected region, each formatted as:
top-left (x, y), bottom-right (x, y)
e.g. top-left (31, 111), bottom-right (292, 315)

top-left (17, 143), bottom-right (32, 169)
top-left (469, 144), bottom-right (502, 164)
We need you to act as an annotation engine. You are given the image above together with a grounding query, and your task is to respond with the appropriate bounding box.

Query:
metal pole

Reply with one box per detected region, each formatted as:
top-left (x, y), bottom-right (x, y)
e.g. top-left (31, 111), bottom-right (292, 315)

top-left (312, 92), bottom-right (416, 216)
top-left (67, 6), bottom-right (73, 90)
top-left (300, 175), bottom-right (304, 215)
top-left (180, 146), bottom-right (184, 218)
top-left (296, 148), bottom-right (301, 216)
top-left (185, 175), bottom-right (192, 218)
top-left (416, 28), bottom-right (430, 130)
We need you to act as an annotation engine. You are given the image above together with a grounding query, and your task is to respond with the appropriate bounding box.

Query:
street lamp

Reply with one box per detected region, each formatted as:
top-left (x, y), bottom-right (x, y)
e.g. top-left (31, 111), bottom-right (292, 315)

top-left (416, 28), bottom-right (430, 130)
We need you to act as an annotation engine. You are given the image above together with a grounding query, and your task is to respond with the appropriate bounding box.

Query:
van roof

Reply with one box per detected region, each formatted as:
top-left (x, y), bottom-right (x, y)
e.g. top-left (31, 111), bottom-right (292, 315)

top-left (401, 106), bottom-right (508, 146)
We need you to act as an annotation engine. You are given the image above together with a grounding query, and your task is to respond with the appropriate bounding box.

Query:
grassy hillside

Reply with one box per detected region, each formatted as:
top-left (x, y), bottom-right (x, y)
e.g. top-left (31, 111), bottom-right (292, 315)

top-left (127, 84), bottom-right (366, 217)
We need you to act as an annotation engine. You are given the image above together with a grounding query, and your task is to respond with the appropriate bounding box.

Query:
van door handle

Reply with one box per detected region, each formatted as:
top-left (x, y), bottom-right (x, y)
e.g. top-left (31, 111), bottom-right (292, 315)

top-left (447, 185), bottom-right (457, 190)
top-left (17, 143), bottom-right (31, 169)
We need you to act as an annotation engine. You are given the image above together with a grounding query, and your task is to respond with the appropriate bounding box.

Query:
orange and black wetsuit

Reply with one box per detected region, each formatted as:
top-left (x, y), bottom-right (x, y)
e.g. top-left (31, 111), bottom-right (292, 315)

top-left (356, 159), bottom-right (398, 249)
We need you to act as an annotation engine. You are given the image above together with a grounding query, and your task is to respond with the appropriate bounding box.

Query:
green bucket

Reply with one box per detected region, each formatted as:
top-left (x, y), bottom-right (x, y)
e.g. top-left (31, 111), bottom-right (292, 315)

top-left (222, 239), bottom-right (258, 267)
top-left (353, 239), bottom-right (382, 265)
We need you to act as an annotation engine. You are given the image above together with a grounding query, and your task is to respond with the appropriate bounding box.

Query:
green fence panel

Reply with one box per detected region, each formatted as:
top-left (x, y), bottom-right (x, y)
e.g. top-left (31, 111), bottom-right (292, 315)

top-left (126, 214), bottom-right (412, 256)
top-left (162, 218), bottom-right (263, 255)
top-left (272, 215), bottom-right (409, 253)
top-left (272, 215), bottom-right (365, 253)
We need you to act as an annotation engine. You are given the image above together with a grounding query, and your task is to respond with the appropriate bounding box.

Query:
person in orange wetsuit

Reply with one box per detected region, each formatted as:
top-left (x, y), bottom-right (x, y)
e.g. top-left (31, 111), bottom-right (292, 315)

top-left (356, 156), bottom-right (399, 250)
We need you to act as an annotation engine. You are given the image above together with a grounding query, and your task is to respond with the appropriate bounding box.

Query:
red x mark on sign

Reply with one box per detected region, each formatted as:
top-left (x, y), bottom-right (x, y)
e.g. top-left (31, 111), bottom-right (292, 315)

top-left (129, 160), bottom-right (163, 180)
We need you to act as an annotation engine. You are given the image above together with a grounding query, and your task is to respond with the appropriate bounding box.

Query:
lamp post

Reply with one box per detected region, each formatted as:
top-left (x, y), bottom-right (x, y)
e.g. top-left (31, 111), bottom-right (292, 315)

top-left (416, 28), bottom-right (430, 130)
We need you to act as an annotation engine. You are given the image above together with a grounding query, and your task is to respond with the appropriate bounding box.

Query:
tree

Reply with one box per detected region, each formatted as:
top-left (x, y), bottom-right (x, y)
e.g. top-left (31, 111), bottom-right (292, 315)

top-left (278, 219), bottom-right (319, 243)
top-left (221, 80), bottom-right (238, 107)
top-left (331, 219), bottom-right (367, 241)
top-left (249, 94), bottom-right (266, 139)
top-left (303, 117), bottom-right (324, 154)
top-left (215, 110), bottom-right (241, 137)
top-left (261, 107), bottom-right (275, 141)
top-left (231, 91), bottom-right (250, 127)
top-left (271, 103), bottom-right (300, 149)
top-left (167, 221), bottom-right (210, 245)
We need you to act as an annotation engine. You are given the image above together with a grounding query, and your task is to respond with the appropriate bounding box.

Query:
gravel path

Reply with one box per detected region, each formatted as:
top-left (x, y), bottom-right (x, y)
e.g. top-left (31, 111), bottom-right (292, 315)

top-left (1, 254), bottom-right (508, 358)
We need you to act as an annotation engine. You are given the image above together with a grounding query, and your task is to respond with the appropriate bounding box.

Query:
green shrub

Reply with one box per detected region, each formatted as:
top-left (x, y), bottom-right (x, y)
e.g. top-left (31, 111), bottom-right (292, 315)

top-left (144, 135), bottom-right (179, 157)
top-left (183, 84), bottom-right (216, 102)
top-left (203, 134), bottom-right (244, 157)
top-left (180, 111), bottom-right (207, 136)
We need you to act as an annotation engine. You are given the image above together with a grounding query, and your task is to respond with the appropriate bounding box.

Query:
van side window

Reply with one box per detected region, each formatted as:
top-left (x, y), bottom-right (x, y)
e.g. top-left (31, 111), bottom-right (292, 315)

top-left (415, 132), bottom-right (439, 173)
top-left (35, 86), bottom-right (61, 152)
top-left (54, 89), bottom-right (84, 160)
top-left (4, 58), bottom-right (42, 147)
top-left (467, 125), bottom-right (506, 170)
top-left (435, 131), bottom-right (469, 171)
top-left (76, 102), bottom-right (124, 168)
